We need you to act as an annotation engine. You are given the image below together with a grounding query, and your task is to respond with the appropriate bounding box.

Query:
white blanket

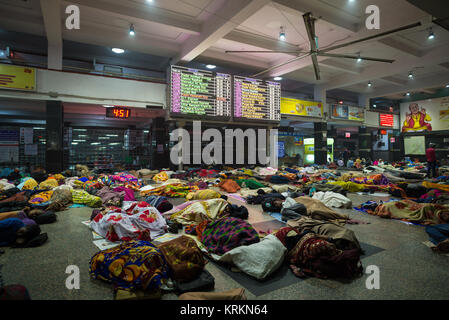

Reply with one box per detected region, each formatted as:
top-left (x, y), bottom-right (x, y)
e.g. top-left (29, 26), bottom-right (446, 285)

top-left (312, 191), bottom-right (352, 208)
top-left (215, 234), bottom-right (286, 280)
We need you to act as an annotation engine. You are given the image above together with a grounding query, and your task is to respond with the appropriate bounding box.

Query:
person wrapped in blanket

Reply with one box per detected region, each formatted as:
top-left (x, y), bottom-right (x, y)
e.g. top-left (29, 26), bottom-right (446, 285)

top-left (89, 240), bottom-right (170, 293)
top-left (275, 227), bottom-right (363, 279)
top-left (425, 224), bottom-right (449, 254)
top-left (89, 201), bottom-right (167, 242)
top-left (373, 200), bottom-right (449, 225)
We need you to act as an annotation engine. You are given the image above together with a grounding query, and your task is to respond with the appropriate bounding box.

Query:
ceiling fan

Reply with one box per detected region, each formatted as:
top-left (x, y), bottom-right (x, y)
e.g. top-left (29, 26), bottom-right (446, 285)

top-left (225, 12), bottom-right (422, 80)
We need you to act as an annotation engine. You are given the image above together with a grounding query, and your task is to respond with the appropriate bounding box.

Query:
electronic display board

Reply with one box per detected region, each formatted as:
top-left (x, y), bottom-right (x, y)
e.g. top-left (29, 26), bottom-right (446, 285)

top-left (170, 65), bottom-right (231, 117)
top-left (233, 76), bottom-right (281, 121)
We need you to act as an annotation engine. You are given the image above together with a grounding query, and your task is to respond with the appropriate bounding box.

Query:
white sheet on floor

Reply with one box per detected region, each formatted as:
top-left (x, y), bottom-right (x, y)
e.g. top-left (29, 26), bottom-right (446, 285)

top-left (214, 234), bottom-right (286, 280)
top-left (312, 191), bottom-right (352, 208)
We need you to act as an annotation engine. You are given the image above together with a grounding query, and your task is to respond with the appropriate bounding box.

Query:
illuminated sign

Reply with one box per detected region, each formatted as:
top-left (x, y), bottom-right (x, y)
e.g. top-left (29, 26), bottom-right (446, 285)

top-left (234, 76), bottom-right (281, 121)
top-left (0, 64), bottom-right (36, 91)
top-left (379, 113), bottom-right (394, 127)
top-left (281, 98), bottom-right (322, 118)
top-left (170, 65), bottom-right (231, 117)
top-left (106, 107), bottom-right (131, 119)
top-left (345, 132), bottom-right (351, 138)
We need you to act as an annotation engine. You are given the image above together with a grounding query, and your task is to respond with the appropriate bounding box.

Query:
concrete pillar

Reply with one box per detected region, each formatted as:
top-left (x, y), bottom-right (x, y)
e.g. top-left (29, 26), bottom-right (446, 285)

top-left (358, 126), bottom-right (372, 161)
top-left (314, 122), bottom-right (328, 165)
top-left (46, 100), bottom-right (64, 173)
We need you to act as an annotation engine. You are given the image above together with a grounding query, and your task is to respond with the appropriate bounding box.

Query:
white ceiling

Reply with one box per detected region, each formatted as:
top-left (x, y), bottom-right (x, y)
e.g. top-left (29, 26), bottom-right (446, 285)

top-left (0, 0), bottom-right (448, 101)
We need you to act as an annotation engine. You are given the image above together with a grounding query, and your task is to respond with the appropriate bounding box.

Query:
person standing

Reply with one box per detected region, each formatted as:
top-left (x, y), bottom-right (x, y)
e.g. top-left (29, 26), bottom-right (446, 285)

top-left (426, 143), bottom-right (437, 178)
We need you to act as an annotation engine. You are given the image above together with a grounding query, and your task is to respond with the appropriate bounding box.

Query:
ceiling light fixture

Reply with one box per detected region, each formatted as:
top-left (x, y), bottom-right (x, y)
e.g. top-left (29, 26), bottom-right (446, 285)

top-left (408, 71), bottom-right (414, 79)
top-left (428, 28), bottom-right (435, 40)
top-left (368, 81), bottom-right (372, 87)
top-left (205, 64), bottom-right (216, 69)
top-left (112, 48), bottom-right (125, 54)
top-left (357, 53), bottom-right (362, 63)
top-left (274, 76), bottom-right (282, 81)
top-left (406, 92), bottom-right (411, 96)
top-left (129, 24), bottom-right (135, 36)
top-left (279, 26), bottom-right (286, 41)
top-left (446, 84), bottom-right (449, 88)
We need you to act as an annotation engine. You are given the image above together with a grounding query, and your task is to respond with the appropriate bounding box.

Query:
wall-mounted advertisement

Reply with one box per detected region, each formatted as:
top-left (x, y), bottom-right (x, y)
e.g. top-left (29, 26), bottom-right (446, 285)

top-left (400, 97), bottom-right (449, 132)
top-left (331, 105), bottom-right (364, 121)
top-left (281, 98), bottom-right (323, 118)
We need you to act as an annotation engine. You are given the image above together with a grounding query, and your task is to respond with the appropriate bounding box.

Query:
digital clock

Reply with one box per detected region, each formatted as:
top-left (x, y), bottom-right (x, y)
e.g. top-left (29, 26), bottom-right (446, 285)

top-left (106, 107), bottom-right (131, 119)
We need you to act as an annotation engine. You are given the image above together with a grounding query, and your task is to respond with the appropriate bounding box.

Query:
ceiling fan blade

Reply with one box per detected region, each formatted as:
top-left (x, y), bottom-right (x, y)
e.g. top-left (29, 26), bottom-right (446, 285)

top-left (311, 54), bottom-right (321, 80)
top-left (320, 21), bottom-right (422, 53)
top-left (252, 53), bottom-right (311, 78)
top-left (318, 53), bottom-right (395, 63)
top-left (225, 50), bottom-right (308, 54)
top-left (303, 12), bottom-right (318, 52)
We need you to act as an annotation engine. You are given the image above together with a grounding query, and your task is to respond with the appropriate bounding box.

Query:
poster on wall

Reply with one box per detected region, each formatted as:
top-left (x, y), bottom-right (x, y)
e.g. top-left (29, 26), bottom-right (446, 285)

top-left (348, 106), bottom-right (365, 121)
top-left (281, 98), bottom-right (323, 118)
top-left (331, 105), bottom-right (364, 121)
top-left (400, 97), bottom-right (449, 132)
top-left (404, 136), bottom-right (425, 155)
top-left (0, 64), bottom-right (36, 91)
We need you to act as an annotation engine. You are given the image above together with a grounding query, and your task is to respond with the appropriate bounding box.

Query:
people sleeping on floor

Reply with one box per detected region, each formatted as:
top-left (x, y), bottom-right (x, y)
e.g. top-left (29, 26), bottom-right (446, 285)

top-left (425, 224), bottom-right (449, 254)
top-left (0, 218), bottom-right (47, 247)
top-left (373, 200), bottom-right (449, 225)
top-left (275, 227), bottom-right (363, 280)
top-left (262, 196), bottom-right (349, 223)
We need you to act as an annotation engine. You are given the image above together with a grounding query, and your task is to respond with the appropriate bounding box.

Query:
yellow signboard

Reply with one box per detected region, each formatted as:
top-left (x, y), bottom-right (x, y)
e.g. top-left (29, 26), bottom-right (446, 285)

top-left (281, 97), bottom-right (323, 118)
top-left (0, 64), bottom-right (36, 91)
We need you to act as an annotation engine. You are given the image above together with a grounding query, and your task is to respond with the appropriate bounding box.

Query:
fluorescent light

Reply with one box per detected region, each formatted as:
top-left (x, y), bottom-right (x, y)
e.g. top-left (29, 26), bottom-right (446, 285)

top-left (406, 92), bottom-right (410, 96)
top-left (274, 77), bottom-right (282, 81)
top-left (73, 129), bottom-right (87, 131)
top-left (103, 105), bottom-right (115, 108)
top-left (206, 64), bottom-right (216, 69)
top-left (73, 139), bottom-right (86, 142)
top-left (446, 84), bottom-right (449, 88)
top-left (91, 142), bottom-right (100, 145)
top-left (373, 104), bottom-right (377, 107)
top-left (146, 0), bottom-right (153, 2)
top-left (112, 48), bottom-right (125, 54)
top-left (72, 142), bottom-right (78, 145)
top-left (106, 134), bottom-right (119, 137)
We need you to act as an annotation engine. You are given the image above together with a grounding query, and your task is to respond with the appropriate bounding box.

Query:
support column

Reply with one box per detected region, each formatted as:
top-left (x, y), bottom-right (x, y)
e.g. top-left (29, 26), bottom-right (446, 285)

top-left (313, 85), bottom-right (328, 165)
top-left (314, 122), bottom-right (328, 165)
top-left (177, 121), bottom-right (185, 171)
top-left (46, 100), bottom-right (64, 173)
top-left (152, 117), bottom-right (168, 169)
top-left (358, 94), bottom-right (369, 109)
top-left (358, 126), bottom-right (372, 161)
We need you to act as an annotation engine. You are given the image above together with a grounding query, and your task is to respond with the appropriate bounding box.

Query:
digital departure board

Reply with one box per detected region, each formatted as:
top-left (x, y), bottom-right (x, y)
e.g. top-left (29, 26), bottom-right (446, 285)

top-left (234, 76), bottom-right (281, 121)
top-left (170, 65), bottom-right (231, 117)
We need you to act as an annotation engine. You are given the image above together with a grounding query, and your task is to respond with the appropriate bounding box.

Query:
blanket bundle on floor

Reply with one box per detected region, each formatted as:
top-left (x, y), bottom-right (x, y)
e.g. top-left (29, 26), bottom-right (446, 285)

top-left (312, 191), bottom-right (352, 208)
top-left (201, 217), bottom-right (259, 255)
top-left (89, 240), bottom-right (170, 292)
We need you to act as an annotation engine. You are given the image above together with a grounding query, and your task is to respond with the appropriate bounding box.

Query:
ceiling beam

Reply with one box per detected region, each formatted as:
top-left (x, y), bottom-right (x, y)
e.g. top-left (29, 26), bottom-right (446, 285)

top-left (323, 43), bottom-right (449, 90)
top-left (272, 0), bottom-right (360, 32)
top-left (172, 0), bottom-right (271, 64)
top-left (319, 59), bottom-right (362, 75)
top-left (200, 48), bottom-right (270, 70)
top-left (40, 0), bottom-right (63, 70)
top-left (380, 76), bottom-right (408, 86)
top-left (224, 29), bottom-right (300, 53)
top-left (66, 0), bottom-right (201, 35)
top-left (378, 37), bottom-right (423, 57)
top-left (367, 73), bottom-right (449, 98)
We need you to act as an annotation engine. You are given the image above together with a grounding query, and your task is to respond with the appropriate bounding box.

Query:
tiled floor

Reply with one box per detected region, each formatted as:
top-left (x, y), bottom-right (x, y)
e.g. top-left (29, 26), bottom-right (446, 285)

top-left (1, 192), bottom-right (448, 300)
